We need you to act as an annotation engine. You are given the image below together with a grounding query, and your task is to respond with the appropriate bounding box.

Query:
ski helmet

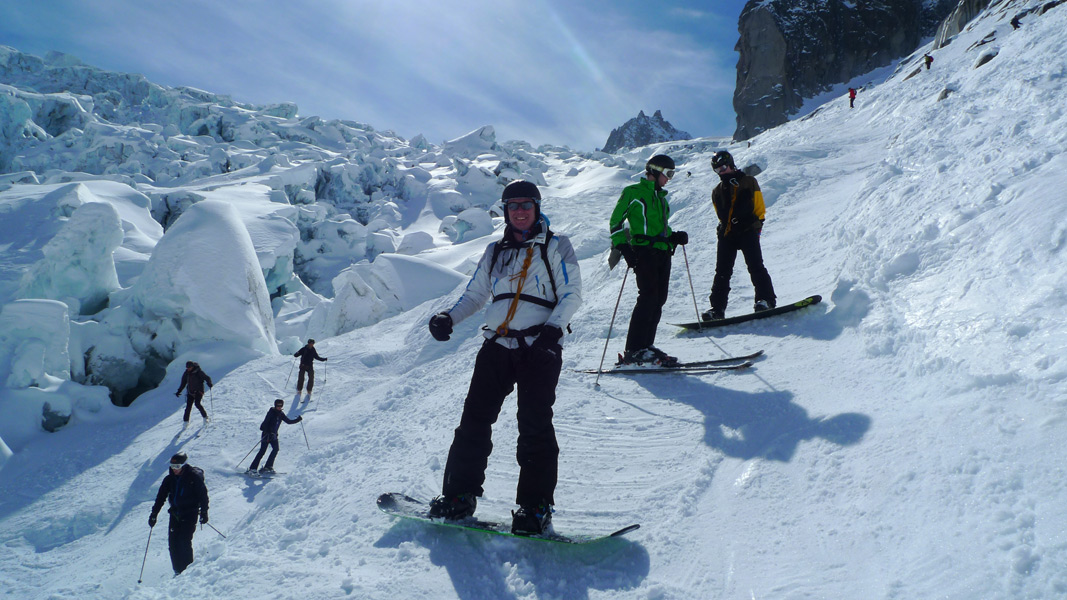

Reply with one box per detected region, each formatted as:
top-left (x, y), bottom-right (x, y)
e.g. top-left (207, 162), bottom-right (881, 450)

top-left (274, 398), bottom-right (284, 408)
top-left (711, 150), bottom-right (735, 171)
top-left (645, 155), bottom-right (676, 180)
top-left (170, 452), bottom-right (187, 467)
top-left (501, 180), bottom-right (541, 226)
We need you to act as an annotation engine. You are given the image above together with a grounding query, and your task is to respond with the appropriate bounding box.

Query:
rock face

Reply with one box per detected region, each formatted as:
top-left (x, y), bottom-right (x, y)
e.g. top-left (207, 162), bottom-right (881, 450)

top-left (601, 110), bottom-right (691, 153)
top-left (733, 0), bottom-right (957, 141)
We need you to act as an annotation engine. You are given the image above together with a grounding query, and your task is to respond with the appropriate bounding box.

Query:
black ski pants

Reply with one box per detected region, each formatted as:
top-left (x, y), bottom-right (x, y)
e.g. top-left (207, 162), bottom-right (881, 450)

top-left (250, 433), bottom-right (280, 470)
top-left (183, 391), bottom-right (208, 421)
top-left (441, 339), bottom-right (562, 507)
top-left (168, 513), bottom-right (197, 574)
top-left (296, 365), bottom-right (315, 392)
top-left (625, 246), bottom-right (672, 352)
top-left (709, 229), bottom-right (776, 312)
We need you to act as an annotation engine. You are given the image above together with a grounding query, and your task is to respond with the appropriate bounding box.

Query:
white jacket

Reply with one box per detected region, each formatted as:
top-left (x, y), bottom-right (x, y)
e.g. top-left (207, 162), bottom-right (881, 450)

top-left (448, 220), bottom-right (582, 349)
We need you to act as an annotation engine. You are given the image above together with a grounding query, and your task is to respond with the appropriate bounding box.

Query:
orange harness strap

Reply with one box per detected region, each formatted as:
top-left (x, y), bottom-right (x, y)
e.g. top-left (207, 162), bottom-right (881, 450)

top-left (496, 246), bottom-right (536, 336)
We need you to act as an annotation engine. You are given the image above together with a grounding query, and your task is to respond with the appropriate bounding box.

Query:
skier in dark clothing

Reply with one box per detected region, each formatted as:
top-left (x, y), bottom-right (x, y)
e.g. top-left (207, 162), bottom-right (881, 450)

top-left (175, 361), bottom-right (213, 423)
top-left (703, 150), bottom-right (777, 321)
top-left (149, 452), bottom-right (209, 575)
top-left (924, 53), bottom-right (933, 70)
top-left (1011, 15), bottom-right (1022, 29)
top-left (246, 399), bottom-right (302, 475)
top-left (294, 339), bottom-right (326, 395)
top-left (426, 179), bottom-right (582, 536)
top-left (608, 154), bottom-right (688, 366)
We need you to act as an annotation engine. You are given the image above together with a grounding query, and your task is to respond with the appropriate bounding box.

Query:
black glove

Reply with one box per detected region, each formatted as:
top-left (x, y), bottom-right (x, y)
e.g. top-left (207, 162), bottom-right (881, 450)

top-left (149, 514), bottom-right (157, 527)
top-left (716, 223), bottom-right (725, 239)
top-left (322, 357), bottom-right (327, 362)
top-left (175, 392), bottom-right (181, 398)
top-left (296, 416), bottom-right (303, 422)
top-left (669, 231), bottom-right (688, 246)
top-left (530, 326), bottom-right (563, 361)
top-left (200, 512), bottom-right (208, 525)
top-left (618, 244), bottom-right (637, 269)
top-left (428, 312), bottom-right (453, 341)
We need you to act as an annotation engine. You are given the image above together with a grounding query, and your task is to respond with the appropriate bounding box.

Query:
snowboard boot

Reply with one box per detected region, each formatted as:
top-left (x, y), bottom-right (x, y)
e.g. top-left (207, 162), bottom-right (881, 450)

top-left (428, 493), bottom-right (477, 520)
top-left (754, 299), bottom-right (775, 312)
top-left (702, 308), bottom-right (725, 321)
top-left (511, 502), bottom-right (553, 535)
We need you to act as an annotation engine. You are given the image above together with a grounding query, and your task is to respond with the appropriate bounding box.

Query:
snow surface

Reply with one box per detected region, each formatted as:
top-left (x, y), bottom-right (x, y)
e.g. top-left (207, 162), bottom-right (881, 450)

top-left (2, 2), bottom-right (1067, 598)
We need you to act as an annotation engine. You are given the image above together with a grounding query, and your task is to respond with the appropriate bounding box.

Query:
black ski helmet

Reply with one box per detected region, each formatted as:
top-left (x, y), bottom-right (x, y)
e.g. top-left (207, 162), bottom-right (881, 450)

top-left (501, 180), bottom-right (541, 226)
top-left (646, 154), bottom-right (676, 178)
top-left (711, 150), bottom-right (735, 170)
top-left (170, 452), bottom-right (187, 467)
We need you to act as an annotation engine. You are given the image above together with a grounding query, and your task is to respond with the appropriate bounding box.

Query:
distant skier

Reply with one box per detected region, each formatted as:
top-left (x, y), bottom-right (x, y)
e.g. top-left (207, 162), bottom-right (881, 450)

top-left (246, 398), bottom-right (302, 476)
top-left (294, 339), bottom-right (326, 395)
top-left (703, 150), bottom-right (776, 321)
top-left (425, 179), bottom-right (582, 536)
top-left (1011, 15), bottom-right (1022, 30)
top-left (608, 154), bottom-right (688, 366)
top-left (175, 361), bottom-right (213, 424)
top-left (848, 87), bottom-right (857, 108)
top-left (148, 452), bottom-right (209, 575)
top-left (924, 53), bottom-right (933, 70)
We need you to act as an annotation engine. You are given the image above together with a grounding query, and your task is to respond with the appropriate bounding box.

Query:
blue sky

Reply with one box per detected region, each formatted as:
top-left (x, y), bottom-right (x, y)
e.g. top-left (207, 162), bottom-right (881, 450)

top-left (0, 0), bottom-right (743, 150)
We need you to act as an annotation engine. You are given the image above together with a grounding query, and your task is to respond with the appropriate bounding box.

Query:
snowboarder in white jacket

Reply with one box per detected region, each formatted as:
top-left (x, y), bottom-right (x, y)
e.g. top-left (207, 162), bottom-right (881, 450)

top-left (426, 180), bottom-right (582, 535)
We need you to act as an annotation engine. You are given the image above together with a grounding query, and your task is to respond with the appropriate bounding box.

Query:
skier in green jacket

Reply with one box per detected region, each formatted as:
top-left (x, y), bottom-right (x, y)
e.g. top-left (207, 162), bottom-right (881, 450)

top-left (608, 154), bottom-right (688, 366)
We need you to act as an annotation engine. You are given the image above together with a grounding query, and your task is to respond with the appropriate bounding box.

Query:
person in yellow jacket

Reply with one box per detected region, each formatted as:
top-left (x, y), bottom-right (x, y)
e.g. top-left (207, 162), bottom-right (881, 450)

top-left (609, 154), bottom-right (688, 365)
top-left (703, 150), bottom-right (776, 321)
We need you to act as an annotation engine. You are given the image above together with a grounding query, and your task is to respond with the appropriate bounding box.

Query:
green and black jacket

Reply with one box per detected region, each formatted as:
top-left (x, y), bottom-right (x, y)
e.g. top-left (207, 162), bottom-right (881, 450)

top-left (608, 178), bottom-right (675, 252)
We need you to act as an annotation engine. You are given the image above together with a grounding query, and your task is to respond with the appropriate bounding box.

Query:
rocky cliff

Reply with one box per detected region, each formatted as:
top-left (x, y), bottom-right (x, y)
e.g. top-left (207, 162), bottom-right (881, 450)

top-left (733, 0), bottom-right (957, 141)
top-left (601, 110), bottom-right (691, 153)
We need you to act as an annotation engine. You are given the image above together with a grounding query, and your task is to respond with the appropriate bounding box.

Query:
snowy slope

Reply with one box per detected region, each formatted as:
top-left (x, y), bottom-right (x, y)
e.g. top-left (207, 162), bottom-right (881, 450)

top-left (2, 2), bottom-right (1067, 599)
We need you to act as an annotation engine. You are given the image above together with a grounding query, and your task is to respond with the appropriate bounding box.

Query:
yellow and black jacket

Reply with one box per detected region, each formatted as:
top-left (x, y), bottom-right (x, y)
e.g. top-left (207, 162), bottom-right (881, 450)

top-left (711, 171), bottom-right (765, 239)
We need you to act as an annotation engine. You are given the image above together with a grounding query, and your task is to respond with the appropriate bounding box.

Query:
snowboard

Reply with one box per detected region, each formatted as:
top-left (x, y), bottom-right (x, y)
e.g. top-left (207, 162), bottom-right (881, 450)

top-left (671, 295), bottom-right (822, 330)
top-left (376, 492), bottom-right (639, 545)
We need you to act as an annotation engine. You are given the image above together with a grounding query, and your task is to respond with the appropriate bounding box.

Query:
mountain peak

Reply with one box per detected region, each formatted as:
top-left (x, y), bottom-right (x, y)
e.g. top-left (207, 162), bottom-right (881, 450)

top-left (601, 110), bottom-right (691, 154)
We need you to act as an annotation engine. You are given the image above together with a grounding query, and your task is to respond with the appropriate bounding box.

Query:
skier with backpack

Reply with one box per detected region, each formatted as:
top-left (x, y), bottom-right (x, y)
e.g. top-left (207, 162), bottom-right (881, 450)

top-left (608, 154), bottom-right (689, 366)
top-left (246, 398), bottom-right (302, 476)
top-left (175, 361), bottom-right (213, 425)
top-left (703, 150), bottom-right (777, 321)
top-left (148, 452), bottom-right (209, 575)
top-left (426, 179), bottom-right (582, 535)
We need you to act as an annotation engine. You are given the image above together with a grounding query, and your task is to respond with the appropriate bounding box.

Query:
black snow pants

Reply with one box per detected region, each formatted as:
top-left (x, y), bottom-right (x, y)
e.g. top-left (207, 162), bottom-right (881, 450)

top-left (183, 391), bottom-right (208, 421)
top-left (296, 365), bottom-right (315, 393)
top-left (625, 246), bottom-right (672, 352)
top-left (250, 433), bottom-right (280, 470)
top-left (709, 229), bottom-right (776, 312)
top-left (168, 513), bottom-right (197, 574)
top-left (441, 339), bottom-right (562, 506)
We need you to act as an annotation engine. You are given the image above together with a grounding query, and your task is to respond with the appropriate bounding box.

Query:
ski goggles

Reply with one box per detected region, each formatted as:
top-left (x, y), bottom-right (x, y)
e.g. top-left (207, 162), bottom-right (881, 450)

top-left (169, 463), bottom-right (184, 470)
top-left (504, 200), bottom-right (537, 211)
top-left (647, 164), bottom-right (675, 179)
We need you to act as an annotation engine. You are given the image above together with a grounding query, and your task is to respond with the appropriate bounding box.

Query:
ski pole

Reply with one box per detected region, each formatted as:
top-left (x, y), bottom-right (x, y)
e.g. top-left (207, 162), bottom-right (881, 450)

top-left (300, 419), bottom-right (310, 450)
top-left (284, 357), bottom-right (297, 388)
top-left (681, 245), bottom-right (703, 329)
top-left (209, 387), bottom-right (215, 419)
top-left (137, 525), bottom-right (154, 584)
top-left (203, 522), bottom-right (227, 539)
top-left (236, 438), bottom-right (262, 469)
top-left (594, 267), bottom-right (630, 387)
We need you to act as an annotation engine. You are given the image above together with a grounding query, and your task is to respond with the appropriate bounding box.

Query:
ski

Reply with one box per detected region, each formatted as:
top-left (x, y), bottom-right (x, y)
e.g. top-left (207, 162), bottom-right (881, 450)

top-left (576, 361), bottom-right (753, 375)
top-left (377, 493), bottom-right (639, 545)
top-left (241, 470), bottom-right (286, 478)
top-left (671, 295), bottom-right (822, 330)
top-left (673, 349), bottom-right (764, 367)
